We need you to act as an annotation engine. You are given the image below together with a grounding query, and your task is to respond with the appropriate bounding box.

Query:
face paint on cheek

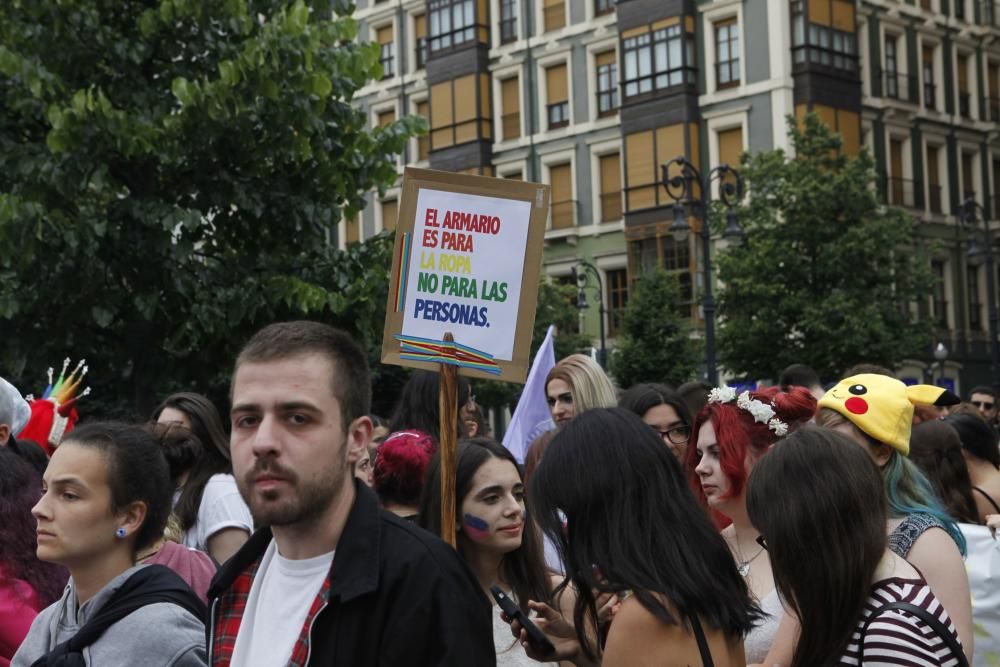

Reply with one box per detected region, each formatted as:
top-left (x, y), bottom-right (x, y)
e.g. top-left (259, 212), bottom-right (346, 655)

top-left (462, 514), bottom-right (492, 541)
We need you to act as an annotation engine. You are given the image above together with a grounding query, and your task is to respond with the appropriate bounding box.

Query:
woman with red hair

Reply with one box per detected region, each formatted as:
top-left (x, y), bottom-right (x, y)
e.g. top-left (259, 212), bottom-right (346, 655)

top-left (373, 431), bottom-right (437, 521)
top-left (687, 385), bottom-right (816, 664)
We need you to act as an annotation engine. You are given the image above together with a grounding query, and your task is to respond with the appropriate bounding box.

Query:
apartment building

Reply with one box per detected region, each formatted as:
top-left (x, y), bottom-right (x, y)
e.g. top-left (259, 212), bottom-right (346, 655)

top-left (349, 0), bottom-right (1000, 388)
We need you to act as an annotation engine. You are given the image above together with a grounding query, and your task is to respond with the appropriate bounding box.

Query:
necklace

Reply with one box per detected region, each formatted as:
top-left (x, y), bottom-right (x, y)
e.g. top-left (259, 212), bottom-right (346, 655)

top-left (736, 547), bottom-right (765, 577)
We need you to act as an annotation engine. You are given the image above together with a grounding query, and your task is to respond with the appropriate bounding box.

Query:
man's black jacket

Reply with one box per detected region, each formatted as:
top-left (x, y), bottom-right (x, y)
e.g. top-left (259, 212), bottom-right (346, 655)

top-left (206, 481), bottom-right (496, 666)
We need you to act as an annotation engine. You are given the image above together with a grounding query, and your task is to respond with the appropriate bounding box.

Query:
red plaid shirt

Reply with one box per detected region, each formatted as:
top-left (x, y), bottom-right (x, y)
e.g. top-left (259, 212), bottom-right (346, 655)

top-left (210, 555), bottom-right (332, 667)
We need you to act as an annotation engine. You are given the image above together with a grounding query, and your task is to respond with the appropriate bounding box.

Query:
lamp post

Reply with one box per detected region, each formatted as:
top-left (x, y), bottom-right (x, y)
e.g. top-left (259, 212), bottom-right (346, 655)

top-left (959, 196), bottom-right (1000, 392)
top-left (933, 341), bottom-right (948, 385)
top-left (572, 261), bottom-right (607, 369)
top-left (660, 156), bottom-right (745, 386)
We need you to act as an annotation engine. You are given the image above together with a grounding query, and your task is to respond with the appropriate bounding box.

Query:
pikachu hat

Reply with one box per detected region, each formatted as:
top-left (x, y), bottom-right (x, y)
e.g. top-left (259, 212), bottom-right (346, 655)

top-left (817, 373), bottom-right (960, 455)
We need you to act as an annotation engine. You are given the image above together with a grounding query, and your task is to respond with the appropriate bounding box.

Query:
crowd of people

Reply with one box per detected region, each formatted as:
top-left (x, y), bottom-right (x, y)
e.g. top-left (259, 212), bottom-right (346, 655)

top-left (1, 320), bottom-right (999, 666)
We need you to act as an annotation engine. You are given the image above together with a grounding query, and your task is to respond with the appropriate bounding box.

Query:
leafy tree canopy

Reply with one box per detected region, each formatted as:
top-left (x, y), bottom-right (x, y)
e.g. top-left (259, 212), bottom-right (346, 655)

top-left (0, 0), bottom-right (421, 416)
top-left (716, 113), bottom-right (933, 382)
top-left (609, 269), bottom-right (700, 389)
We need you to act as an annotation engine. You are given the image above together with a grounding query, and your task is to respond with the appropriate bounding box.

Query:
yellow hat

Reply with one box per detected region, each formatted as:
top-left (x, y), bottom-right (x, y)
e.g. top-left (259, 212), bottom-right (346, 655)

top-left (817, 374), bottom-right (960, 455)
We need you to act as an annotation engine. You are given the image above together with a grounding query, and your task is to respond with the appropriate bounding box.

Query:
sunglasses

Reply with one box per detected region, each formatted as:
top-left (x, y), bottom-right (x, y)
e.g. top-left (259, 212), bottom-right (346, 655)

top-left (972, 400), bottom-right (995, 410)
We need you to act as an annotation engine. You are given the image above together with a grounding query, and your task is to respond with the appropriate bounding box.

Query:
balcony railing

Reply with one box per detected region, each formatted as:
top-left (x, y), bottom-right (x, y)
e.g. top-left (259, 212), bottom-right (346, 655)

top-left (924, 81), bottom-right (936, 110)
top-left (884, 175), bottom-right (916, 208)
top-left (881, 69), bottom-right (918, 103)
top-left (959, 92), bottom-right (971, 117)
top-left (600, 191), bottom-right (622, 222)
top-left (551, 200), bottom-right (576, 229)
top-left (980, 0), bottom-right (998, 25)
top-left (928, 184), bottom-right (943, 214)
top-left (415, 37), bottom-right (427, 69)
top-left (501, 112), bottom-right (520, 140)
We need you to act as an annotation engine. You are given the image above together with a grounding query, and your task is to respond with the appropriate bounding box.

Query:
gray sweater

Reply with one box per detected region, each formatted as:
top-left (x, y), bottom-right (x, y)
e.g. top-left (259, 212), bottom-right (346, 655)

top-left (12, 564), bottom-right (206, 667)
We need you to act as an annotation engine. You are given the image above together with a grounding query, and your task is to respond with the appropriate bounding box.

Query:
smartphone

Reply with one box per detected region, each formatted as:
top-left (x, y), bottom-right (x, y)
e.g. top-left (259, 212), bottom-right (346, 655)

top-left (490, 585), bottom-right (556, 655)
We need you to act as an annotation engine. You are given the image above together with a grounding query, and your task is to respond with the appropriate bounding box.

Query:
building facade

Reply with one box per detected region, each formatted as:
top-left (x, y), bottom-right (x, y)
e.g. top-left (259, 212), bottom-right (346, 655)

top-left (349, 0), bottom-right (1000, 391)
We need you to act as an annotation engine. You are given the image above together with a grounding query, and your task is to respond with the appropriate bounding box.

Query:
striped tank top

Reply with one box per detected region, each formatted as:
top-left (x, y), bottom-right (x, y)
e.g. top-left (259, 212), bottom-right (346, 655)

top-left (838, 576), bottom-right (963, 666)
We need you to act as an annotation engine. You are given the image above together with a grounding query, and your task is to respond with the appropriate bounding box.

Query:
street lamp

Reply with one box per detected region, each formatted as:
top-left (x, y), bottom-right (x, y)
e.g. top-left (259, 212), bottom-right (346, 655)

top-left (958, 196), bottom-right (1000, 392)
top-left (933, 341), bottom-right (948, 385)
top-left (572, 261), bottom-right (607, 369)
top-left (660, 156), bottom-right (746, 386)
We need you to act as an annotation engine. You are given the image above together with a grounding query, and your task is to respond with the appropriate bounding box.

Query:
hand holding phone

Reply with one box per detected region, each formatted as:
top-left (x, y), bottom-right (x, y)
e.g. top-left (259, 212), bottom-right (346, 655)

top-left (490, 585), bottom-right (556, 655)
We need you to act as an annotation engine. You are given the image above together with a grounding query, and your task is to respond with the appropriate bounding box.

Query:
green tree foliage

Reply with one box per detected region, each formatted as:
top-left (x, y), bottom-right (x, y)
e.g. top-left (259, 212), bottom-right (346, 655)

top-left (609, 269), bottom-right (699, 388)
top-left (716, 113), bottom-right (933, 382)
top-left (0, 0), bottom-right (422, 415)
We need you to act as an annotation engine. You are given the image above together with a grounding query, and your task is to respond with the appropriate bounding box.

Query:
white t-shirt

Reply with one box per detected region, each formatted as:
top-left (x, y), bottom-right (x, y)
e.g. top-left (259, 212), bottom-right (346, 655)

top-left (230, 540), bottom-right (334, 667)
top-left (180, 473), bottom-right (253, 552)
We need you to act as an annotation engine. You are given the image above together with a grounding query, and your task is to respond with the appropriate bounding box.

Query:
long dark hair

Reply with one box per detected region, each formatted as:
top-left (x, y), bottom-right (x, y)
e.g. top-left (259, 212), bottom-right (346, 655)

top-left (531, 408), bottom-right (759, 661)
top-left (747, 426), bottom-right (887, 667)
top-left (64, 422), bottom-right (174, 552)
top-left (419, 437), bottom-right (549, 613)
top-left (910, 420), bottom-right (979, 524)
top-left (389, 371), bottom-right (470, 443)
top-left (0, 447), bottom-right (67, 606)
top-left (151, 392), bottom-right (231, 531)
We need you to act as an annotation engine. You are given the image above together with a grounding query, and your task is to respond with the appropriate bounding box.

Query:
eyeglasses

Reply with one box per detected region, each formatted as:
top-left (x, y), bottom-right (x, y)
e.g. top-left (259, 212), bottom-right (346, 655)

top-left (655, 425), bottom-right (691, 445)
top-left (755, 535), bottom-right (768, 550)
top-left (972, 400), bottom-right (995, 410)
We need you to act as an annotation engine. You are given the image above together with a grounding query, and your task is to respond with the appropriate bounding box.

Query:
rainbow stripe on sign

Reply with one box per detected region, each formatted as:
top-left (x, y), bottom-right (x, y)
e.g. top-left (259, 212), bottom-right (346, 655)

top-left (394, 232), bottom-right (412, 313)
top-left (395, 334), bottom-right (502, 375)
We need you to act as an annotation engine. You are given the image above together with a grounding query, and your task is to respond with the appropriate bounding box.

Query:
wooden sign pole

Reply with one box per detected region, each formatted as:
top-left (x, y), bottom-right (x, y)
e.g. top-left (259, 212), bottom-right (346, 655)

top-left (438, 332), bottom-right (459, 548)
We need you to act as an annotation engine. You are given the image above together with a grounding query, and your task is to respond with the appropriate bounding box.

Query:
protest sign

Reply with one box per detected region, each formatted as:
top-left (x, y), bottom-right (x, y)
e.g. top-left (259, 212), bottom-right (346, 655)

top-left (381, 168), bottom-right (550, 384)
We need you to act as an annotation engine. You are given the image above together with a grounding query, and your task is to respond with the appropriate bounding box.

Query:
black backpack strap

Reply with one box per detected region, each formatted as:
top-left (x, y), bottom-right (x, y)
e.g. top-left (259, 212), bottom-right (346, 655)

top-left (859, 600), bottom-right (968, 667)
top-left (689, 614), bottom-right (715, 667)
top-left (31, 565), bottom-right (206, 667)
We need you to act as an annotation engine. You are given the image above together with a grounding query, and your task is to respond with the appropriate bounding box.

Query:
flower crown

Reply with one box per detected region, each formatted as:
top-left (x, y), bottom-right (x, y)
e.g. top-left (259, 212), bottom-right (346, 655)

top-left (707, 386), bottom-right (789, 436)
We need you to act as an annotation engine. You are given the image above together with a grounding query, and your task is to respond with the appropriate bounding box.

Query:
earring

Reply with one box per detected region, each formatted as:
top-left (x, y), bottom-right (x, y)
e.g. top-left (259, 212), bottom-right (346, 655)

top-left (115, 527), bottom-right (127, 539)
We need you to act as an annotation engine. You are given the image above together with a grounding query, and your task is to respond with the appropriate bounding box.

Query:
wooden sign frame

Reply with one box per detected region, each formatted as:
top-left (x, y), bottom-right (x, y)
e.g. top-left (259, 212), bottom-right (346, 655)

top-left (380, 167), bottom-right (550, 384)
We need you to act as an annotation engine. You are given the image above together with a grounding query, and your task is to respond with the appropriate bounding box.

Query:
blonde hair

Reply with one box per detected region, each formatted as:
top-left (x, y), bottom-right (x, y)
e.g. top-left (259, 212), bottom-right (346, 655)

top-left (545, 354), bottom-right (617, 415)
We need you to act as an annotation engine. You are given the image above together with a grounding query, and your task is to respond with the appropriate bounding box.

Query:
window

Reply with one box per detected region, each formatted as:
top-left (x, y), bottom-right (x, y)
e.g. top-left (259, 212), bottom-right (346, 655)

top-left (888, 137), bottom-right (911, 207)
top-left (595, 0), bottom-right (616, 16)
top-left (932, 260), bottom-right (948, 328)
top-left (543, 0), bottom-right (566, 32)
top-left (961, 152), bottom-right (976, 203)
top-left (714, 18), bottom-right (740, 88)
top-left (415, 100), bottom-right (430, 160)
top-left (884, 36), bottom-right (900, 99)
top-left (545, 64), bottom-right (569, 129)
top-left (624, 123), bottom-right (699, 211)
top-left (549, 163), bottom-right (574, 228)
top-left (344, 215), bottom-right (360, 245)
top-left (922, 45), bottom-right (936, 109)
top-left (429, 0), bottom-right (476, 52)
top-left (377, 25), bottom-right (394, 78)
top-left (955, 0), bottom-right (965, 20)
top-left (599, 153), bottom-right (622, 221)
top-left (414, 14), bottom-right (428, 69)
top-left (606, 269), bottom-right (628, 336)
top-left (622, 21), bottom-right (696, 98)
top-left (595, 51), bottom-right (618, 117)
top-left (381, 199), bottom-right (398, 232)
top-left (500, 76), bottom-right (520, 140)
top-left (920, 0), bottom-right (932, 10)
top-left (500, 0), bottom-right (517, 44)
top-left (628, 234), bottom-right (693, 318)
top-left (989, 62), bottom-right (1000, 122)
top-left (382, 199), bottom-right (396, 229)
top-left (790, 0), bottom-right (857, 72)
top-left (716, 126), bottom-right (743, 193)
top-left (968, 266), bottom-right (983, 330)
top-left (927, 145), bottom-right (942, 213)
top-left (377, 109), bottom-right (395, 128)
top-left (430, 74), bottom-right (493, 149)
top-left (957, 53), bottom-right (971, 117)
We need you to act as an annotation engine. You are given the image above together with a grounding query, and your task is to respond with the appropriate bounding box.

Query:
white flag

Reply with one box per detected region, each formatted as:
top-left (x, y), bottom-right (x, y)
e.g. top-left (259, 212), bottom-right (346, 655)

top-left (503, 325), bottom-right (557, 463)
